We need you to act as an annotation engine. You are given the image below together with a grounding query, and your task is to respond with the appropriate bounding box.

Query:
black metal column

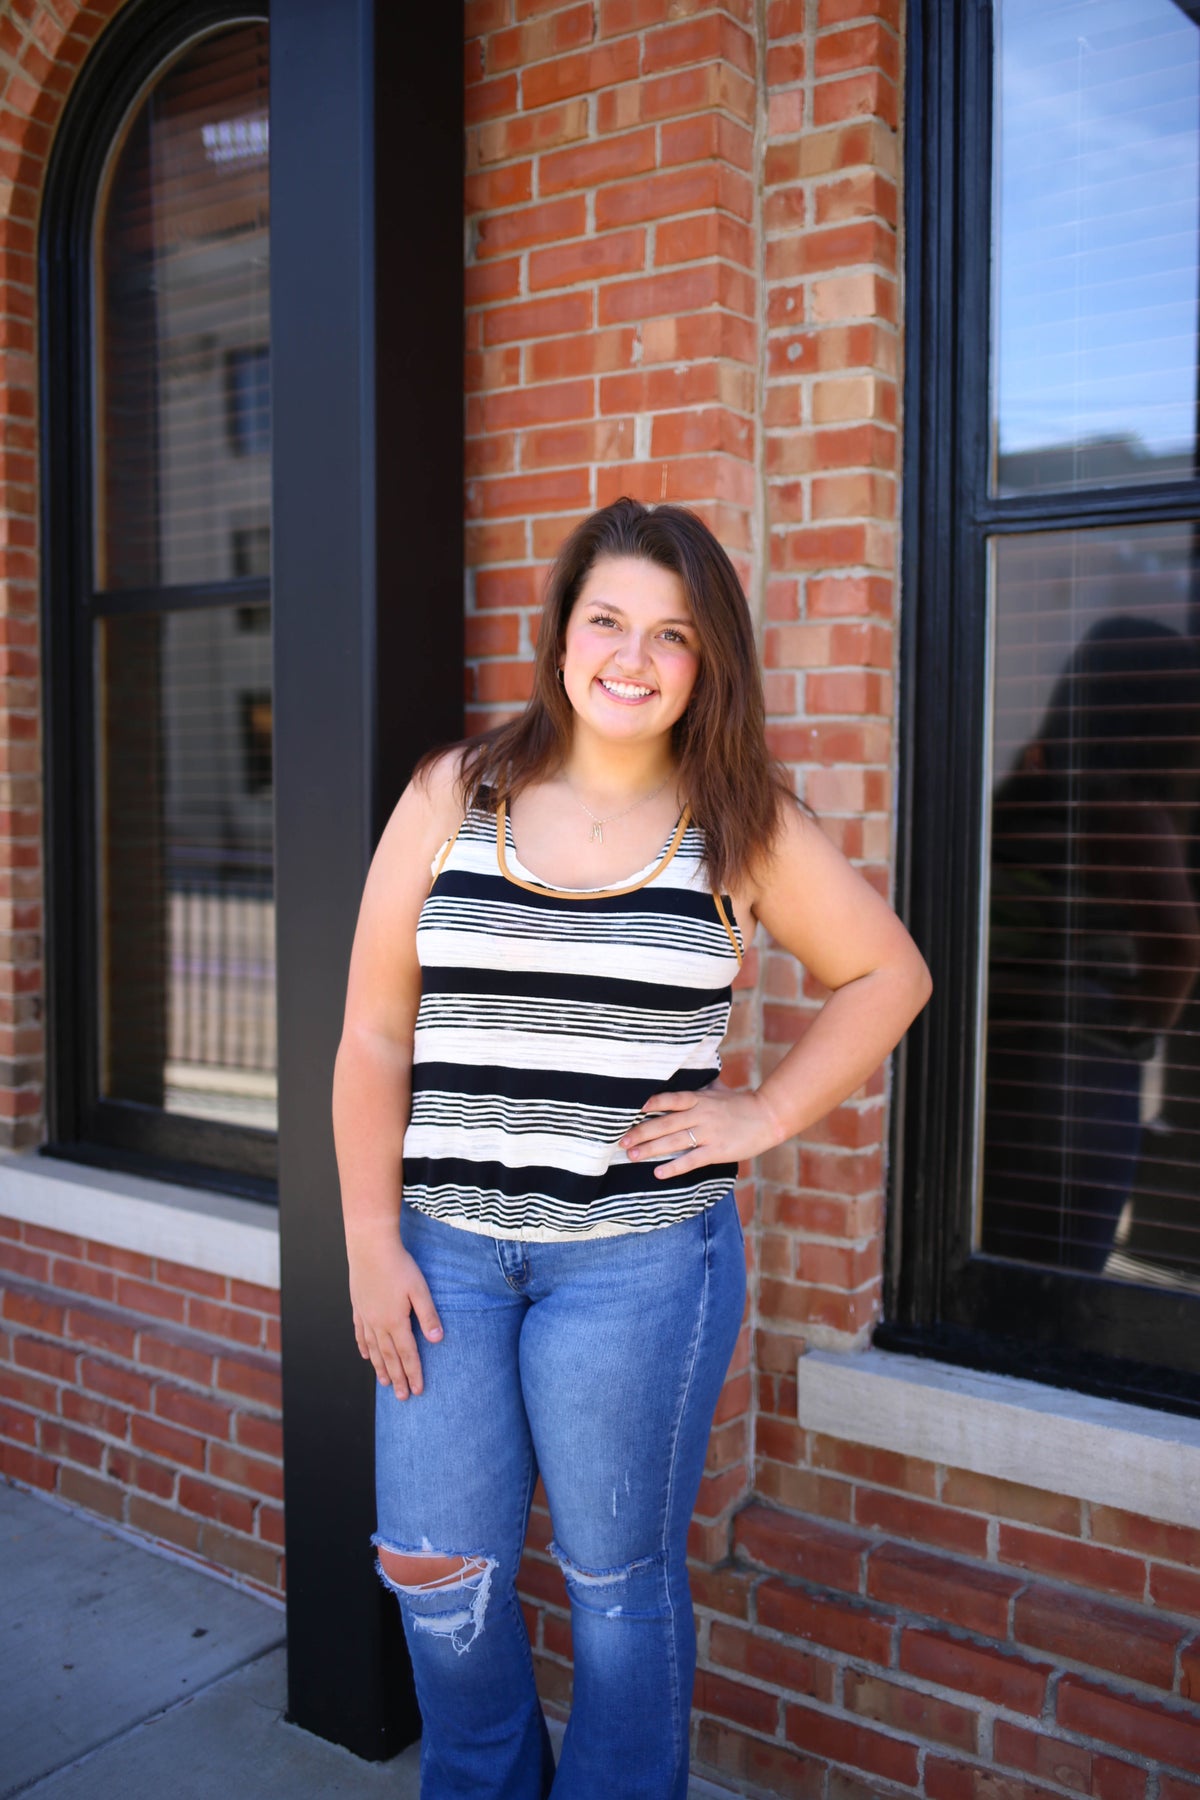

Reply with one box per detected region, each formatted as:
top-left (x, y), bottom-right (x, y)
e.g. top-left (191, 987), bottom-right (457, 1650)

top-left (271, 0), bottom-right (463, 1756)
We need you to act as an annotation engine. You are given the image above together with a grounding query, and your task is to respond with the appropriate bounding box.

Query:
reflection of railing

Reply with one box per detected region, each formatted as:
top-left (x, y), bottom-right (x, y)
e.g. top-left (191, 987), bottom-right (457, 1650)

top-left (167, 846), bottom-right (276, 1078)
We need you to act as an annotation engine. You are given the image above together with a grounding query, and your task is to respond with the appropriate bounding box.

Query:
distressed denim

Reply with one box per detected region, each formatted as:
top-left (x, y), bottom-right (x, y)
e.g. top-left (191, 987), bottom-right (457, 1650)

top-left (373, 1191), bottom-right (746, 1800)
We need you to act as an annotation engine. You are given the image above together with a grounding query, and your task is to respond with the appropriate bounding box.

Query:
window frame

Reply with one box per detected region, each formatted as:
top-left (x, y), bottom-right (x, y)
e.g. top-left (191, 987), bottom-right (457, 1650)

top-left (883, 0), bottom-right (1200, 1416)
top-left (40, 0), bottom-right (275, 1199)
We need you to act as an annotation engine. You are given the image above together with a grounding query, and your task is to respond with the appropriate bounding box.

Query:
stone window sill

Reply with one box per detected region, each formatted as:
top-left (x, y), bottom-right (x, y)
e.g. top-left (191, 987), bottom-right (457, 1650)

top-left (797, 1347), bottom-right (1200, 1530)
top-left (0, 1150), bottom-right (279, 1290)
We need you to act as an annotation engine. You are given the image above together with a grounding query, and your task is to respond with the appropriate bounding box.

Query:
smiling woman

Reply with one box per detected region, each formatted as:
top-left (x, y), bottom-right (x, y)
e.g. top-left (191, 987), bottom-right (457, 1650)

top-left (331, 496), bottom-right (931, 1800)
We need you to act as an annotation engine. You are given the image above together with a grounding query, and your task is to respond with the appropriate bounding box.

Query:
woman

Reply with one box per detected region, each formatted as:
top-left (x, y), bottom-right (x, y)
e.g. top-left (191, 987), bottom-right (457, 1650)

top-left (332, 497), bottom-right (931, 1800)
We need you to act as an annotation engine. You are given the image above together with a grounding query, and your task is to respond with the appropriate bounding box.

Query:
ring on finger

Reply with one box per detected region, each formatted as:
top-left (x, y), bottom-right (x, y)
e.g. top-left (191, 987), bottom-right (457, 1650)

top-left (687, 1127), bottom-right (698, 1148)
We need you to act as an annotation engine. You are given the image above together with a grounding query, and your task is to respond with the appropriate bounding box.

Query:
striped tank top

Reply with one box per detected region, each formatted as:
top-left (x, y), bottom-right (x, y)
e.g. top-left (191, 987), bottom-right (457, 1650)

top-left (401, 797), bottom-right (744, 1241)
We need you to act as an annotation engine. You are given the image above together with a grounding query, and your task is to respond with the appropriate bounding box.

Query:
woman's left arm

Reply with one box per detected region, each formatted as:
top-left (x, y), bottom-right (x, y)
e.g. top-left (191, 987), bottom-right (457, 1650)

top-left (620, 803), bottom-right (933, 1176)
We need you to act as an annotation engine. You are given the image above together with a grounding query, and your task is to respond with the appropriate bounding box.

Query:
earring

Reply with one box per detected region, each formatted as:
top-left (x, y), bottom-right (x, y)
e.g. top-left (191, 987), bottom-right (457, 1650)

top-left (556, 668), bottom-right (565, 686)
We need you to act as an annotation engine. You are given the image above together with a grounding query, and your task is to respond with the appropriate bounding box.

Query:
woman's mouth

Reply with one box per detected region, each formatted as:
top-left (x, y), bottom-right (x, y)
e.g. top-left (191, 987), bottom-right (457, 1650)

top-left (598, 678), bottom-right (655, 703)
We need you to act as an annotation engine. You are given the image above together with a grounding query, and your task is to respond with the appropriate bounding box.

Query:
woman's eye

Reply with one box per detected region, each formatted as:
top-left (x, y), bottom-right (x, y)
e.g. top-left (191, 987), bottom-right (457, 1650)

top-left (588, 612), bottom-right (617, 628)
top-left (661, 629), bottom-right (688, 645)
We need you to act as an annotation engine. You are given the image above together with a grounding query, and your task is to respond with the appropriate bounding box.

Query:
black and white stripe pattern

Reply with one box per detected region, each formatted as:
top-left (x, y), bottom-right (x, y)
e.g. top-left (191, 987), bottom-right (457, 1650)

top-left (402, 806), bottom-right (743, 1240)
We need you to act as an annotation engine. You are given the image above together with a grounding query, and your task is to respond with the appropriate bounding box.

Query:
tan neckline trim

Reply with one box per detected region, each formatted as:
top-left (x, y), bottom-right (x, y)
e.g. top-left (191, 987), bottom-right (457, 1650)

top-left (496, 800), bottom-right (693, 900)
top-left (712, 890), bottom-right (744, 966)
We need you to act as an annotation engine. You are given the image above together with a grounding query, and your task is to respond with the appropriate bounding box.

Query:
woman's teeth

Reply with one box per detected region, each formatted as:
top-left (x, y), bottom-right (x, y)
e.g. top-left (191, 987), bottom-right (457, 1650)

top-left (600, 679), bottom-right (654, 699)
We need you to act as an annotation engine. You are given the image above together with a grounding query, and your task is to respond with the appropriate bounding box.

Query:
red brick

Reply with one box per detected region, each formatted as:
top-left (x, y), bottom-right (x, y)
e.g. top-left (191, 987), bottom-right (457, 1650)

top-left (131, 1413), bottom-right (206, 1472)
top-left (0, 1439), bottom-right (55, 1487)
top-left (86, 1242), bottom-right (154, 1278)
top-left (1057, 1675), bottom-right (1200, 1773)
top-left (813, 69), bottom-right (898, 129)
top-left (1152, 1564), bottom-right (1200, 1616)
top-left (845, 1668), bottom-right (978, 1753)
top-left (475, 195), bottom-right (586, 259)
top-left (483, 292), bottom-right (594, 345)
top-left (114, 1278), bottom-right (186, 1325)
top-left (1013, 1584), bottom-right (1184, 1690)
top-left (0, 1363), bottom-right (57, 1413)
top-left (59, 1464), bottom-right (125, 1522)
top-left (234, 1410), bottom-right (283, 1460)
top-left (997, 1526), bottom-right (1145, 1602)
top-left (900, 1629), bottom-right (1050, 1716)
top-left (815, 20), bottom-right (901, 81)
top-left (61, 1390), bottom-right (127, 1438)
top-left (155, 1259), bottom-right (227, 1300)
top-left (695, 1719), bottom-right (823, 1799)
top-left (0, 1395), bottom-right (35, 1443)
top-left (1090, 1506), bottom-right (1200, 1570)
top-left (39, 1420), bottom-right (105, 1468)
top-left (48, 1259), bottom-right (116, 1303)
top-left (521, 38), bottom-right (640, 109)
top-left (530, 320), bottom-right (646, 377)
top-left (854, 1489), bottom-right (989, 1559)
top-left (179, 1475), bottom-right (255, 1535)
top-left (709, 1621), bottom-right (835, 1704)
top-left (528, 229), bottom-right (646, 292)
top-left (79, 1355), bottom-right (149, 1409)
top-left (64, 1308), bottom-right (136, 1359)
top-left (734, 1503), bottom-right (869, 1593)
top-left (0, 1242), bottom-right (47, 1280)
top-left (137, 1333), bottom-right (214, 1386)
top-left (925, 1758), bottom-right (1062, 1800)
top-left (866, 1543), bottom-right (1020, 1638)
top-left (757, 1581), bottom-right (893, 1663)
top-left (642, 14), bottom-right (754, 78)
top-left (258, 1504), bottom-right (285, 1548)
top-left (474, 98), bottom-right (590, 164)
top-left (185, 1299), bottom-right (263, 1347)
top-left (1162, 1782), bottom-right (1200, 1800)
top-left (694, 1668), bottom-right (778, 1735)
top-left (785, 1703), bottom-right (919, 1786)
top-left (991, 1722), bottom-right (1146, 1800)
top-left (128, 1494), bottom-right (202, 1555)
top-left (154, 1383), bottom-right (232, 1439)
top-left (227, 1280), bottom-right (278, 1319)
top-left (466, 72), bottom-right (519, 124)
top-left (538, 127), bottom-right (656, 195)
top-left (209, 1442), bottom-right (284, 1502)
top-left (488, 4), bottom-right (594, 73)
top-left (3, 1286), bottom-right (64, 1334)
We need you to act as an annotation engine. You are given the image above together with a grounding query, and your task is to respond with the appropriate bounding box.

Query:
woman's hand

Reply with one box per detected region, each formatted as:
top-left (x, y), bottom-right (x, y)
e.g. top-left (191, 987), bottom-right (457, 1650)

top-left (348, 1233), bottom-right (443, 1401)
top-left (619, 1081), bottom-right (783, 1178)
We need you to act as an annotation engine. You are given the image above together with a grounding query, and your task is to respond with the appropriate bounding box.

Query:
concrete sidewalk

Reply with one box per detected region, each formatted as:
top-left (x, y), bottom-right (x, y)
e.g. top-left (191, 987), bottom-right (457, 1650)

top-left (0, 1480), bottom-right (421, 1799)
top-left (1, 1481), bottom-right (732, 1798)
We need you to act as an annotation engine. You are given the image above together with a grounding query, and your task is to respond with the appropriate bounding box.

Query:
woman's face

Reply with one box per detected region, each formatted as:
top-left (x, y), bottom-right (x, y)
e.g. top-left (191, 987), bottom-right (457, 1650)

top-left (559, 556), bottom-right (701, 749)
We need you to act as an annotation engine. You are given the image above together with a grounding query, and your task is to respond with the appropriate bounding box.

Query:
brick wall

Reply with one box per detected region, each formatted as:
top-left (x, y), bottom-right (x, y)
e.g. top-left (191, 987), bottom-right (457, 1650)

top-left (0, 1213), bottom-right (283, 1596)
top-left (0, 0), bottom-right (1195, 1791)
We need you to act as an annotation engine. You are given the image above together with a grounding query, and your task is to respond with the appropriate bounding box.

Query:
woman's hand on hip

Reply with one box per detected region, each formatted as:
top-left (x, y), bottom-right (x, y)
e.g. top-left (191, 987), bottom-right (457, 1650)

top-left (619, 1081), bottom-right (782, 1177)
top-left (348, 1234), bottom-right (443, 1400)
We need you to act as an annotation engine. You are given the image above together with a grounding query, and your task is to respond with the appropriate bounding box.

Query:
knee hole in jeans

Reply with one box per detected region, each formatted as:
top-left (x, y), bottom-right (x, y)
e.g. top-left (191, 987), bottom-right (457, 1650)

top-left (373, 1541), bottom-right (497, 1655)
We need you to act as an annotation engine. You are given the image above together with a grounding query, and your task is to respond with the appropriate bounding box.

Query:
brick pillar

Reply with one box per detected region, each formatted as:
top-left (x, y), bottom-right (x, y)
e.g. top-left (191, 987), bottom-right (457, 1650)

top-left (756, 0), bottom-right (900, 1529)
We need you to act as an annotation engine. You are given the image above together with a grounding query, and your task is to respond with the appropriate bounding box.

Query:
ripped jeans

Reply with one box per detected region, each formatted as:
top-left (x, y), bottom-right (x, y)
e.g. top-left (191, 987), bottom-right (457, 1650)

top-left (373, 1191), bottom-right (746, 1800)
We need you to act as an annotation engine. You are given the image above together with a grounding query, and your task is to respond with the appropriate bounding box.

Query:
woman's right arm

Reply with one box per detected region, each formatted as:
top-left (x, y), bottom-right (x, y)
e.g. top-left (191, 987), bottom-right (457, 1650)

top-left (332, 752), bottom-right (464, 1400)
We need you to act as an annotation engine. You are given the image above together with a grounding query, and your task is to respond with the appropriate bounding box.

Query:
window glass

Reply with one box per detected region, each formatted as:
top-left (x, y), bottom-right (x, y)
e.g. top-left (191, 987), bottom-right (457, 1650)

top-left (97, 26), bottom-right (269, 588)
top-left (93, 25), bottom-right (274, 1138)
top-left (992, 0), bottom-right (1200, 494)
top-left (981, 525), bottom-right (1200, 1288)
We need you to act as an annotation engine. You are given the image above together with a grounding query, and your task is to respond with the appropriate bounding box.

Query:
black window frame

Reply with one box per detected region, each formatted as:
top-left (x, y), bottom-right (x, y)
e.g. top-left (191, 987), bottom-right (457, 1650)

top-left (883, 0), bottom-right (1200, 1417)
top-left (40, 0), bottom-right (275, 1199)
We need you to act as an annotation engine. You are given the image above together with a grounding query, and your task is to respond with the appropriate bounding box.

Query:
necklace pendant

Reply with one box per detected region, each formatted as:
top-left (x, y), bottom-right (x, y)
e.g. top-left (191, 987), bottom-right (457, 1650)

top-left (591, 821), bottom-right (604, 844)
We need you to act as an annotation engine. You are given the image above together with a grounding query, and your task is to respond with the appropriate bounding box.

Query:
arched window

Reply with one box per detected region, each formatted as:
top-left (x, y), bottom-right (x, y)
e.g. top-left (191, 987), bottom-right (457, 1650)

top-left (43, 5), bottom-right (273, 1191)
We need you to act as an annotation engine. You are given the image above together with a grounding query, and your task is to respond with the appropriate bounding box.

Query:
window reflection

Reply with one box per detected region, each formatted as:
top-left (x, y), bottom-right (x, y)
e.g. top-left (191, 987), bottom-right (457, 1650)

top-left (981, 527), bottom-right (1200, 1288)
top-left (992, 0), bottom-right (1200, 493)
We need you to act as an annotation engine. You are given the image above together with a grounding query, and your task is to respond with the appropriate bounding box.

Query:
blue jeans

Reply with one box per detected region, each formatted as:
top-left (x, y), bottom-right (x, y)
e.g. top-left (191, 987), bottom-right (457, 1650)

top-left (373, 1191), bottom-right (746, 1800)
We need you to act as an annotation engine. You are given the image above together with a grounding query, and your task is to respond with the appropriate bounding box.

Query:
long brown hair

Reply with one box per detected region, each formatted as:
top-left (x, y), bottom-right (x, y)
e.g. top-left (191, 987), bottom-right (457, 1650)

top-left (420, 497), bottom-right (795, 890)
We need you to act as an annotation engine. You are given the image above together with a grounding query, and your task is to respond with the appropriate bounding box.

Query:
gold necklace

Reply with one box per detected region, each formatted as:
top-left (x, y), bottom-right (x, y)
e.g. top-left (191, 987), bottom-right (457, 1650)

top-left (567, 774), bottom-right (672, 844)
